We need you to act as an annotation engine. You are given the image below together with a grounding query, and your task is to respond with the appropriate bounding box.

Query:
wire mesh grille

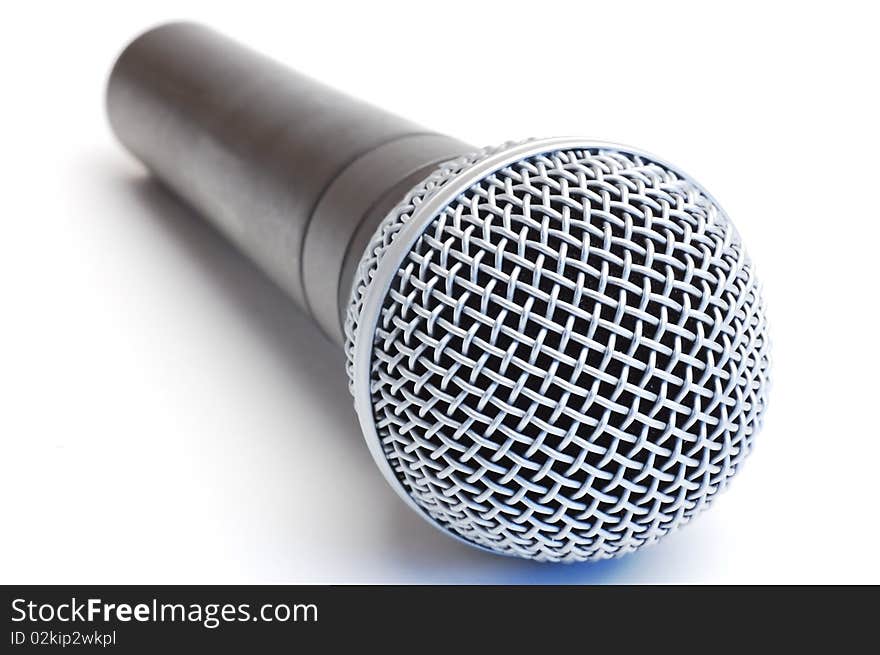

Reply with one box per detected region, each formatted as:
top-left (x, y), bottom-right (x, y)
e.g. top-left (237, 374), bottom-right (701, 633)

top-left (347, 145), bottom-right (770, 562)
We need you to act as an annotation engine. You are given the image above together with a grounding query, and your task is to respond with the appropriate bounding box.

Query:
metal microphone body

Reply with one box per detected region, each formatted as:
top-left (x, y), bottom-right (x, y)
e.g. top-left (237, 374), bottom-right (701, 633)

top-left (107, 22), bottom-right (472, 343)
top-left (108, 22), bottom-right (771, 562)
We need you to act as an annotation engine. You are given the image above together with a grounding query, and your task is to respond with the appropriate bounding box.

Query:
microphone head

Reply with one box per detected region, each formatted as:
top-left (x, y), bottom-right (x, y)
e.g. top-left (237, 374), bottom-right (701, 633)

top-left (345, 138), bottom-right (770, 562)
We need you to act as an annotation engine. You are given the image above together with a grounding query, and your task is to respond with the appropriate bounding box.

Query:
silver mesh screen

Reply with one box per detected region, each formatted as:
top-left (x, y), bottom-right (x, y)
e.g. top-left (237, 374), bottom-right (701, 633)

top-left (347, 144), bottom-right (770, 562)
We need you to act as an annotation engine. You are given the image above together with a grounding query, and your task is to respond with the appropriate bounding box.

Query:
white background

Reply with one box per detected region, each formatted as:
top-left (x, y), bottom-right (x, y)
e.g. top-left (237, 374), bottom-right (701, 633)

top-left (2, 1), bottom-right (878, 584)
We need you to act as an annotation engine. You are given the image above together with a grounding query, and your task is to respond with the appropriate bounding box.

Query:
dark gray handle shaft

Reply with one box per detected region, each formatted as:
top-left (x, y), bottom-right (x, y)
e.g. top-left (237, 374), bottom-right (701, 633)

top-left (107, 22), bottom-right (472, 344)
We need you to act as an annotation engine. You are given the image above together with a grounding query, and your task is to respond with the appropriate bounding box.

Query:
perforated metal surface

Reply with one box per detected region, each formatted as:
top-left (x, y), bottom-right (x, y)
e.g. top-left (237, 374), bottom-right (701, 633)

top-left (346, 140), bottom-right (770, 562)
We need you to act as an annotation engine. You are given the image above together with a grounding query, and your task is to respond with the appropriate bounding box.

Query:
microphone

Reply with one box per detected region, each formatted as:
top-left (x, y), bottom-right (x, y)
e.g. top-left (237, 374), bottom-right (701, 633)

top-left (107, 22), bottom-right (770, 562)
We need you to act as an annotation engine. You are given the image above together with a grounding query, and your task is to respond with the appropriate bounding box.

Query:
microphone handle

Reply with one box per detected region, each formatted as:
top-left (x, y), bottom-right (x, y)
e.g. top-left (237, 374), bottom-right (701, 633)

top-left (107, 22), bottom-right (473, 344)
